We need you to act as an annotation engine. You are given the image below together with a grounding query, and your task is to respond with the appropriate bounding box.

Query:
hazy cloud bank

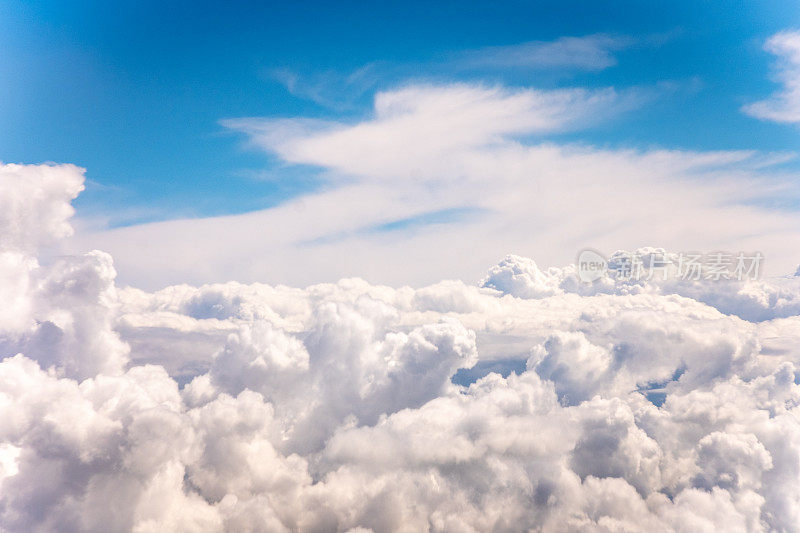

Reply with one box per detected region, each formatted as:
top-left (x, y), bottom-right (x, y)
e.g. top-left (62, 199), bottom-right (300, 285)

top-left (2, 163), bottom-right (800, 531)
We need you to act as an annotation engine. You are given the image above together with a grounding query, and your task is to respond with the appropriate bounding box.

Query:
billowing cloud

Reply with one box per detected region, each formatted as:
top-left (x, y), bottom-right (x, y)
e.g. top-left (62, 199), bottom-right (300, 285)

top-left (743, 31), bottom-right (800, 124)
top-left (0, 163), bottom-right (128, 380)
top-left (3, 163), bottom-right (800, 530)
top-left (0, 163), bottom-right (84, 253)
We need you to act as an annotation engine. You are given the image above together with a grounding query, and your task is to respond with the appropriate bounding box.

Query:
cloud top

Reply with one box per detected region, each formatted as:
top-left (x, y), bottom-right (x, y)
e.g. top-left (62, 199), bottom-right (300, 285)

top-left (2, 164), bottom-right (800, 530)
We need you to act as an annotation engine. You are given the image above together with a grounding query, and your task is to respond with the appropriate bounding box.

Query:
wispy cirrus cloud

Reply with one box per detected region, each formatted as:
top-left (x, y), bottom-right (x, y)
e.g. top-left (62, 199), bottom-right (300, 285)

top-left (267, 34), bottom-right (640, 110)
top-left (743, 30), bottom-right (800, 124)
top-left (455, 34), bottom-right (635, 71)
top-left (223, 83), bottom-right (643, 181)
top-left (267, 63), bottom-right (386, 110)
top-left (70, 82), bottom-right (800, 289)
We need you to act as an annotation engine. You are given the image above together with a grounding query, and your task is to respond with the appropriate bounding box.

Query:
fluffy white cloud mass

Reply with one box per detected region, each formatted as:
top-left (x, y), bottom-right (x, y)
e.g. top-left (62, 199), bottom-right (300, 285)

top-left (5, 163), bottom-right (800, 532)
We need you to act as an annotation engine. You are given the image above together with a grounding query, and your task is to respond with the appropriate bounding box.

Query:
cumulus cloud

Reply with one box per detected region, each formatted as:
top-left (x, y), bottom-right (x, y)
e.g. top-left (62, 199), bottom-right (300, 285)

top-left (4, 163), bottom-right (800, 530)
top-left (482, 250), bottom-right (800, 322)
top-left (743, 31), bottom-right (800, 124)
top-left (0, 164), bottom-right (128, 380)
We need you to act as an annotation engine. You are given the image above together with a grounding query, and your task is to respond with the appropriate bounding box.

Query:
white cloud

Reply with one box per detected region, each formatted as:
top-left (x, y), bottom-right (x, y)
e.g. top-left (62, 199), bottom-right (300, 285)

top-left (482, 250), bottom-right (800, 322)
top-left (267, 34), bottom-right (635, 111)
top-left (0, 163), bottom-right (84, 253)
top-left (223, 83), bottom-right (634, 180)
top-left (72, 82), bottom-right (800, 289)
top-left (4, 162), bottom-right (800, 529)
top-left (0, 164), bottom-right (128, 380)
top-left (743, 31), bottom-right (800, 124)
top-left (457, 34), bottom-right (634, 71)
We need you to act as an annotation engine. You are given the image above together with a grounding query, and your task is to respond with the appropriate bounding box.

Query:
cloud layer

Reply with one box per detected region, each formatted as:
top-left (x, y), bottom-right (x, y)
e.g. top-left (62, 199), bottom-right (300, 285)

top-left (3, 163), bottom-right (800, 531)
top-left (72, 79), bottom-right (800, 290)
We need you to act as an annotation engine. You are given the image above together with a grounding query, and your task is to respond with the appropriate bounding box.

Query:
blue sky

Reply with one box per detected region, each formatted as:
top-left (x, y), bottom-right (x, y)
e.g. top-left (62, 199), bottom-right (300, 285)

top-left (2, 0), bottom-right (799, 229)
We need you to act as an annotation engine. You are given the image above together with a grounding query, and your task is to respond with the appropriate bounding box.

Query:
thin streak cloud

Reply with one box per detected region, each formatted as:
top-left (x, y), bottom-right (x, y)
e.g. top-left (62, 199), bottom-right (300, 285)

top-left (743, 30), bottom-right (800, 124)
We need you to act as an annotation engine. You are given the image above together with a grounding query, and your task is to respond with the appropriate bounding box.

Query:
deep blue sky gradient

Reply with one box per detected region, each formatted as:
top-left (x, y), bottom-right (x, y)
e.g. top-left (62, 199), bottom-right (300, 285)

top-left (2, 0), bottom-right (798, 226)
